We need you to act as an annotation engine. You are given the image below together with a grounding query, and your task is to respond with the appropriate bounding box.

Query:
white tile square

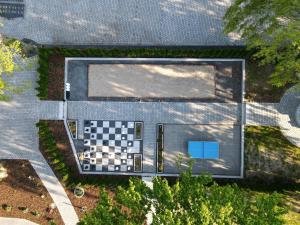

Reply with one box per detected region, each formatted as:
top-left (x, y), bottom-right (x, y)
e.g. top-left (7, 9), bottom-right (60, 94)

top-left (96, 140), bottom-right (103, 146)
top-left (102, 146), bottom-right (109, 153)
top-left (103, 134), bottom-right (109, 140)
top-left (109, 128), bottom-right (115, 133)
top-left (127, 159), bottom-right (133, 166)
top-left (91, 121), bottom-right (97, 127)
top-left (127, 134), bottom-right (134, 141)
top-left (121, 128), bottom-right (128, 134)
top-left (84, 139), bottom-right (90, 146)
top-left (103, 121), bottom-right (110, 127)
top-left (109, 140), bottom-right (115, 146)
top-left (108, 153), bottom-right (115, 159)
top-left (96, 152), bottom-right (102, 158)
top-left (128, 122), bottom-right (134, 128)
top-left (96, 165), bottom-right (102, 171)
top-left (90, 134), bottom-right (97, 140)
top-left (90, 158), bottom-right (96, 165)
top-left (108, 165), bottom-right (115, 171)
top-left (121, 165), bottom-right (127, 172)
top-left (102, 158), bottom-right (109, 165)
top-left (84, 127), bottom-right (91, 133)
top-left (115, 134), bottom-right (121, 140)
top-left (115, 146), bottom-right (121, 153)
top-left (121, 153), bottom-right (127, 159)
top-left (83, 164), bottom-right (90, 171)
top-left (115, 159), bottom-right (121, 165)
top-left (96, 127), bottom-right (103, 133)
top-left (121, 140), bottom-right (127, 147)
top-left (115, 121), bottom-right (122, 128)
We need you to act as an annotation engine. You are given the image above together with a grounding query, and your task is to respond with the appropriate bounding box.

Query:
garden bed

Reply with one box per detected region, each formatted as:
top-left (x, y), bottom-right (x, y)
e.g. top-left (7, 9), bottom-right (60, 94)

top-left (157, 124), bottom-right (164, 173)
top-left (37, 120), bottom-right (130, 219)
top-left (0, 160), bottom-right (63, 225)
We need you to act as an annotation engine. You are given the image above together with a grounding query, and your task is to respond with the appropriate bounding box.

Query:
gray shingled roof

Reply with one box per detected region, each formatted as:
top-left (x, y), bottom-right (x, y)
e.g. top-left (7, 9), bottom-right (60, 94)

top-left (0, 0), bottom-right (242, 46)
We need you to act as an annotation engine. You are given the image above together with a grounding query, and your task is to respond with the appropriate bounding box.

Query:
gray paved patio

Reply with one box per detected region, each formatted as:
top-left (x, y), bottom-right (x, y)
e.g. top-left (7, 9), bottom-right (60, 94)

top-left (0, 0), bottom-right (241, 46)
top-left (67, 101), bottom-right (241, 173)
top-left (163, 124), bottom-right (241, 176)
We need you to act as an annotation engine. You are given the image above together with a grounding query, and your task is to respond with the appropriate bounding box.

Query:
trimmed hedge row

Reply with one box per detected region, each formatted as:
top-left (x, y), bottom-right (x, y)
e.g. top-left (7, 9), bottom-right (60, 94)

top-left (37, 121), bottom-right (72, 184)
top-left (37, 47), bottom-right (253, 99)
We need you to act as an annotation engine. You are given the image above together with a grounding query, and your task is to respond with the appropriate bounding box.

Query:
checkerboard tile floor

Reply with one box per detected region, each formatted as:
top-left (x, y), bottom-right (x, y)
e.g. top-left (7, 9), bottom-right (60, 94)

top-left (80, 120), bottom-right (142, 172)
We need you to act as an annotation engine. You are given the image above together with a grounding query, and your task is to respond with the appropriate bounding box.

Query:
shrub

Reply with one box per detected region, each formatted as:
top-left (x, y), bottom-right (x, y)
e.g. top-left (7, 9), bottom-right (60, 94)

top-left (36, 47), bottom-right (252, 99)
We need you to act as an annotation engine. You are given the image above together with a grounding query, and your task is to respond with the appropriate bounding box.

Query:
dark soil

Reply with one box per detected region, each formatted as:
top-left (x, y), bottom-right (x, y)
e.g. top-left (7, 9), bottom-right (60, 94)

top-left (48, 55), bottom-right (65, 100)
top-left (0, 160), bottom-right (63, 225)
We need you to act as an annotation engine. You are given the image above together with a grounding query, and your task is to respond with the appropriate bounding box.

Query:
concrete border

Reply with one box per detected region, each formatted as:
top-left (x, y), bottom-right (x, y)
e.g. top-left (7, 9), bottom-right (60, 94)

top-left (64, 57), bottom-right (245, 179)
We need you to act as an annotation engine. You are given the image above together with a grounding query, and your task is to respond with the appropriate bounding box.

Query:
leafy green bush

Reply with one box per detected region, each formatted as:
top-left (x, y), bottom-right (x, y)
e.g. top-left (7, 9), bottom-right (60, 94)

top-left (36, 47), bottom-right (252, 99)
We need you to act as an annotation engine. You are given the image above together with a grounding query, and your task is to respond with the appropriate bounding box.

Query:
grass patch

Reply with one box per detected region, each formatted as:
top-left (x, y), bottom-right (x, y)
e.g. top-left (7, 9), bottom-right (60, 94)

top-left (245, 126), bottom-right (300, 180)
top-left (244, 126), bottom-right (300, 224)
top-left (37, 47), bottom-right (253, 99)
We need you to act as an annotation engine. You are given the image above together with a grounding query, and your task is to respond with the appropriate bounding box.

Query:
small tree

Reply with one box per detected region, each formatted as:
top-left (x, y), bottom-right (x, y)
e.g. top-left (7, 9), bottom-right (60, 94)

top-left (79, 169), bottom-right (285, 225)
top-left (224, 0), bottom-right (300, 87)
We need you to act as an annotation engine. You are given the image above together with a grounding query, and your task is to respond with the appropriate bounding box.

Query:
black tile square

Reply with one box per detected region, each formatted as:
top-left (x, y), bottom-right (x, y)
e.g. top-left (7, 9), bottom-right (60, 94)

top-left (109, 134), bottom-right (115, 140)
top-left (121, 134), bottom-right (127, 140)
top-left (109, 147), bottom-right (115, 153)
top-left (121, 121), bottom-right (127, 128)
top-left (90, 152), bottom-right (96, 158)
top-left (103, 140), bottom-right (109, 146)
top-left (90, 140), bottom-right (96, 146)
top-left (128, 128), bottom-right (134, 134)
top-left (102, 152), bottom-right (108, 158)
top-left (85, 120), bottom-right (90, 126)
top-left (109, 159), bottom-right (114, 164)
top-left (91, 127), bottom-right (96, 133)
top-left (90, 165), bottom-right (96, 171)
top-left (115, 153), bottom-right (121, 160)
top-left (115, 128), bottom-right (121, 134)
top-left (115, 140), bottom-right (121, 146)
top-left (97, 121), bottom-right (103, 127)
top-left (109, 121), bottom-right (115, 127)
top-left (96, 146), bottom-right (102, 152)
top-left (121, 159), bottom-right (127, 165)
top-left (84, 133), bottom-right (90, 139)
top-left (102, 166), bottom-right (108, 172)
top-left (127, 153), bottom-right (133, 159)
top-left (96, 158), bottom-right (102, 164)
top-left (121, 147), bottom-right (127, 153)
top-left (103, 128), bottom-right (109, 134)
top-left (97, 134), bottom-right (103, 139)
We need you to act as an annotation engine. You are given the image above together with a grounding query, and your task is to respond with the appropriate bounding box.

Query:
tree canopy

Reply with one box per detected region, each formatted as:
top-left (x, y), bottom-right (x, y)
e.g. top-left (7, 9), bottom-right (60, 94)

top-left (224, 0), bottom-right (300, 87)
top-left (0, 37), bottom-right (23, 99)
top-left (79, 170), bottom-right (285, 225)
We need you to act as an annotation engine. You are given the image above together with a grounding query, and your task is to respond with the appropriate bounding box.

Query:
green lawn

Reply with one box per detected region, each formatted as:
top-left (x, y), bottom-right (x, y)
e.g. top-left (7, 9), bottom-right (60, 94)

top-left (245, 126), bottom-right (300, 224)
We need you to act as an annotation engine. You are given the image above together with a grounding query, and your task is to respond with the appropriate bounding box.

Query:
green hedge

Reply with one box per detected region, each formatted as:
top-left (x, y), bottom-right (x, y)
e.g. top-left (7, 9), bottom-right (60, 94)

top-left (37, 47), bottom-right (253, 99)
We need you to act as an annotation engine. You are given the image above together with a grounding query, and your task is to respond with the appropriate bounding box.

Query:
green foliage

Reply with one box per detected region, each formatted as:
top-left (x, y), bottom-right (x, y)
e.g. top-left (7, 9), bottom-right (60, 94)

top-left (80, 169), bottom-right (286, 225)
top-left (224, 0), bottom-right (300, 87)
top-left (37, 47), bottom-right (252, 99)
top-left (0, 38), bottom-right (23, 98)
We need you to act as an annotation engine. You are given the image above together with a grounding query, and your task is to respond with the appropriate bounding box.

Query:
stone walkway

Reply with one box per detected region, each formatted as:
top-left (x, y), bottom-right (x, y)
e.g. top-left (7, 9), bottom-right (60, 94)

top-left (0, 0), bottom-right (241, 46)
top-left (0, 57), bottom-right (78, 225)
top-left (246, 86), bottom-right (300, 147)
top-left (0, 217), bottom-right (38, 225)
